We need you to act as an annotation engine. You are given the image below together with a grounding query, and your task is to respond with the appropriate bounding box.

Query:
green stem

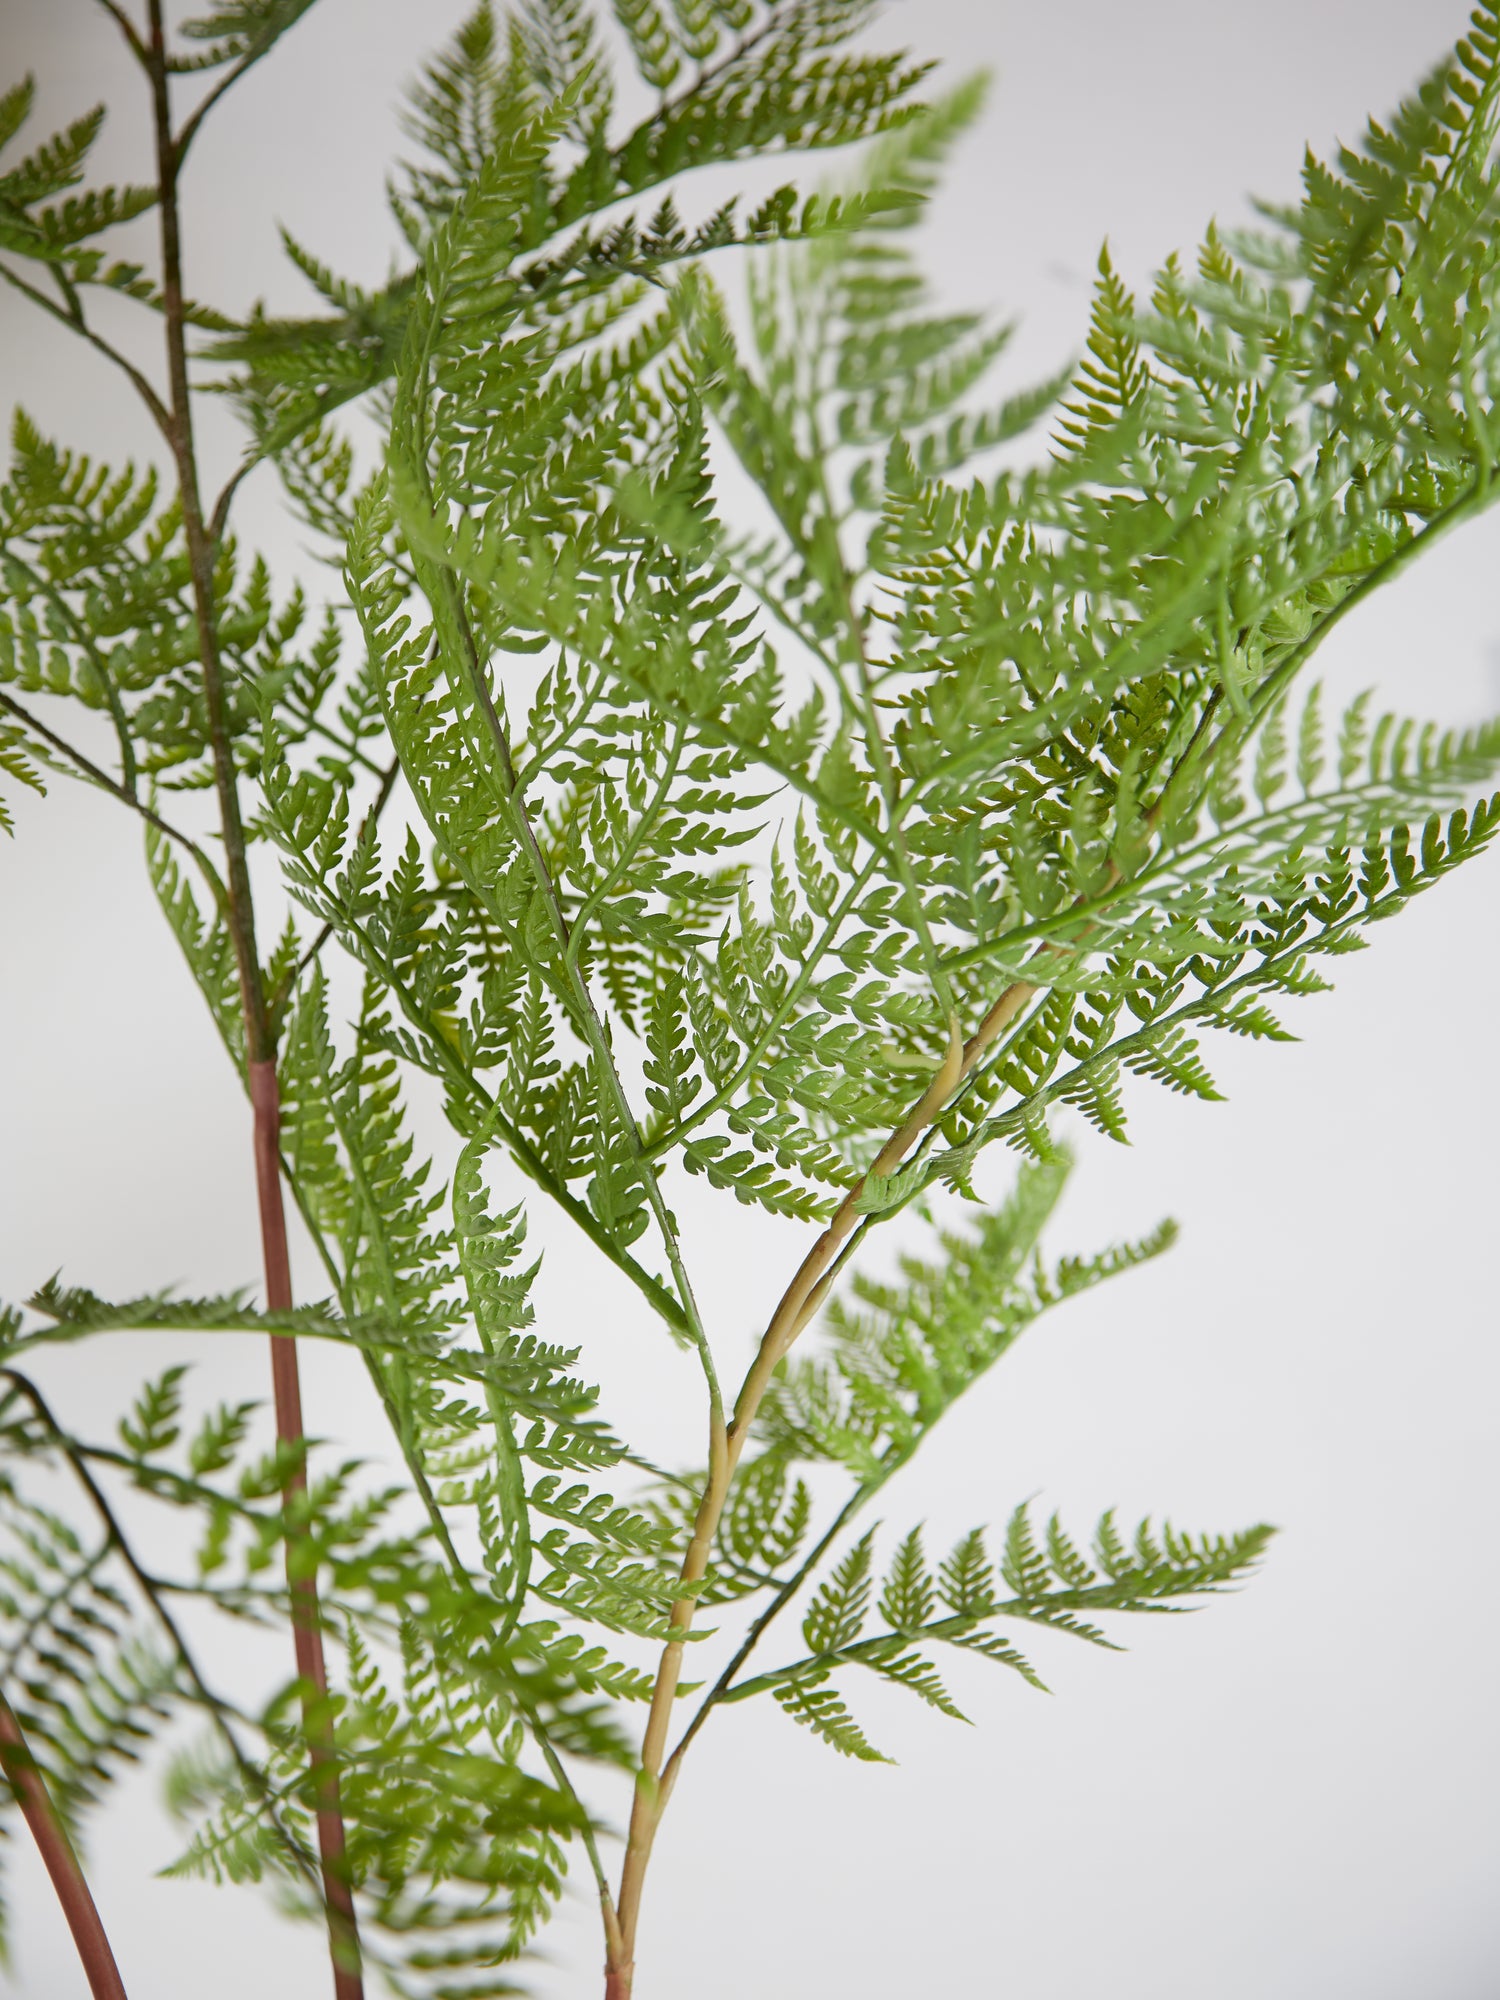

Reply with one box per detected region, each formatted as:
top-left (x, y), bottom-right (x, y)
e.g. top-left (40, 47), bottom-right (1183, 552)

top-left (0, 550), bottom-right (141, 796)
top-left (281, 892), bottom-right (689, 1332)
top-left (432, 565), bottom-right (717, 1391)
top-left (667, 1483), bottom-right (871, 1766)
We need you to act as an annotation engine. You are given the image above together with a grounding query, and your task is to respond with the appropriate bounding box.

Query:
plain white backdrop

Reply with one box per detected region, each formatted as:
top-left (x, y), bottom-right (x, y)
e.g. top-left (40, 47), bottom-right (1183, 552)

top-left (2, 3), bottom-right (1498, 1997)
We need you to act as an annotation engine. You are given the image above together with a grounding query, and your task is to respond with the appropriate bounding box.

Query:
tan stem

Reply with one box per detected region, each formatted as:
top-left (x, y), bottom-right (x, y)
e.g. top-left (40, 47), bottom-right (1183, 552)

top-left (0, 1691), bottom-right (130, 2000)
top-left (602, 489), bottom-right (1308, 1994)
top-left (606, 978), bottom-right (1037, 1990)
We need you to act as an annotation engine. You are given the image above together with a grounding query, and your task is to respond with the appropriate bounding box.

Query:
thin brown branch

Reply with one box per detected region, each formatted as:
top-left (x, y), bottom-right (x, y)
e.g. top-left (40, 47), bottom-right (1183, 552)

top-left (250, 1062), bottom-right (361, 1972)
top-left (0, 1692), bottom-right (130, 2000)
top-left (143, 7), bottom-right (363, 1991)
top-left (208, 454), bottom-right (257, 546)
top-left (92, 0), bottom-right (148, 63)
top-left (145, 17), bottom-right (269, 1066)
top-left (0, 691), bottom-right (228, 910)
top-left (173, 8), bottom-right (314, 172)
top-left (0, 262), bottom-right (172, 439)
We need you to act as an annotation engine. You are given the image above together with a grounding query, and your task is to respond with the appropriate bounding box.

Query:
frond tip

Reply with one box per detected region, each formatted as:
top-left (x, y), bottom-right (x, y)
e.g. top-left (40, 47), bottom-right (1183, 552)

top-left (725, 1509), bottom-right (1272, 1755)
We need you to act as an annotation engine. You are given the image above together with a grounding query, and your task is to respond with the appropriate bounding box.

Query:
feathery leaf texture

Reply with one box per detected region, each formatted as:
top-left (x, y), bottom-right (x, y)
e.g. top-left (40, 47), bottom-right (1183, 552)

top-left (3, 0), bottom-right (1499, 1983)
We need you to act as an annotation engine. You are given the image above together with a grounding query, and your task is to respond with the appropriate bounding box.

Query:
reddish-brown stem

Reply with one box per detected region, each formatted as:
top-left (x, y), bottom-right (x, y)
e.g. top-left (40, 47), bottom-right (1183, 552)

top-left (0, 1692), bottom-right (130, 2000)
top-left (251, 1062), bottom-right (362, 1993)
top-left (141, 7), bottom-right (363, 1992)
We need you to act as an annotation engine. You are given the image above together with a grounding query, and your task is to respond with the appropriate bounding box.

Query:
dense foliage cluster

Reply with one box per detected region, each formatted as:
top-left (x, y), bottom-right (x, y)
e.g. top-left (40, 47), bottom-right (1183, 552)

top-left (3, 2), bottom-right (1499, 1994)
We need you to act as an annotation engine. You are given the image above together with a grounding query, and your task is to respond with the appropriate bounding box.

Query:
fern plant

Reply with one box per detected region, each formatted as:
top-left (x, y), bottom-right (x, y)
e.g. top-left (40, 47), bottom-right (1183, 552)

top-left (3, 2), bottom-right (1499, 1995)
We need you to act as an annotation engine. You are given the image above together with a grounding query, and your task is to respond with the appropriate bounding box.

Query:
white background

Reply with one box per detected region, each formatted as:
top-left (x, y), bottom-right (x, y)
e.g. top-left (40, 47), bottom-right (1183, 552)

top-left (2, 3), bottom-right (1498, 1997)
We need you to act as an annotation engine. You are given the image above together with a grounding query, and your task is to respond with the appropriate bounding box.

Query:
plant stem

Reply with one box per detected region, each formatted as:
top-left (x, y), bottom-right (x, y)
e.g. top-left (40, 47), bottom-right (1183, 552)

top-left (605, 578), bottom-right (1185, 1985)
top-left (605, 974), bottom-right (1036, 1993)
top-left (0, 260), bottom-right (173, 437)
top-left (249, 1060), bottom-right (363, 1989)
top-left (669, 1486), bottom-right (870, 1767)
top-left (141, 9), bottom-right (362, 1992)
top-left (0, 1366), bottom-right (328, 1899)
top-left (0, 692), bottom-right (227, 905)
top-left (0, 1691), bottom-right (130, 2000)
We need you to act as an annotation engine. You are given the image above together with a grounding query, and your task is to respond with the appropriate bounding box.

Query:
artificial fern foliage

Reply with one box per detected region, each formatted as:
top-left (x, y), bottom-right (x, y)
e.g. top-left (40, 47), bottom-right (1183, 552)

top-left (3, 2), bottom-right (1500, 1996)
